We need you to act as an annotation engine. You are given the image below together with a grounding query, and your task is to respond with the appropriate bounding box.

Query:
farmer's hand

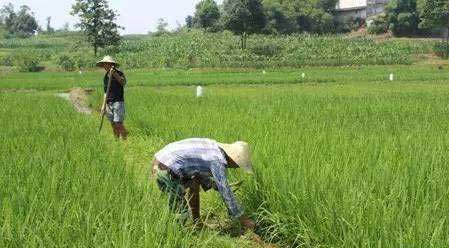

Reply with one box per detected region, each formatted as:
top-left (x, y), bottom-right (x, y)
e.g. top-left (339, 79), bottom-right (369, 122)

top-left (151, 164), bottom-right (158, 177)
top-left (239, 215), bottom-right (256, 230)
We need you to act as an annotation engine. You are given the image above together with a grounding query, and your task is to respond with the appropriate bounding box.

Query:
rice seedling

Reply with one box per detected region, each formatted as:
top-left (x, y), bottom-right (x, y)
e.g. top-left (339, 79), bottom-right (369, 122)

top-left (0, 92), bottom-right (257, 247)
top-left (123, 81), bottom-right (449, 247)
top-left (1, 63), bottom-right (449, 247)
top-left (1, 64), bottom-right (448, 90)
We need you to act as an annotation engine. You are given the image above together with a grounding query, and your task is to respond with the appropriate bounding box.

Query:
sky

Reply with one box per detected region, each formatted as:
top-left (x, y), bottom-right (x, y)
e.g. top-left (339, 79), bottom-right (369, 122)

top-left (0, 0), bottom-right (223, 34)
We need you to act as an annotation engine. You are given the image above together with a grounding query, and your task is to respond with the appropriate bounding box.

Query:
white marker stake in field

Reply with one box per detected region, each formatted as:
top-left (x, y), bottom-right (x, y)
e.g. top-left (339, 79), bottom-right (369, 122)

top-left (262, 70), bottom-right (266, 75)
top-left (301, 73), bottom-right (306, 79)
top-left (389, 73), bottom-right (394, 81)
top-left (196, 86), bottom-right (203, 97)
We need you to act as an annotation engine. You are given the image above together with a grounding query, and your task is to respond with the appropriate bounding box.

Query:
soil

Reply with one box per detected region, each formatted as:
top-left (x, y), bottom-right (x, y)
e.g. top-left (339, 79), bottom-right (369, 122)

top-left (57, 88), bottom-right (93, 114)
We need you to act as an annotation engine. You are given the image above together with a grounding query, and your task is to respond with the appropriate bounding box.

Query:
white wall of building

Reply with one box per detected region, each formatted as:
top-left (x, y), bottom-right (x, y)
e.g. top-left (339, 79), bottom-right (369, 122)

top-left (338, 9), bottom-right (367, 20)
top-left (366, 5), bottom-right (386, 16)
top-left (336, 0), bottom-right (367, 10)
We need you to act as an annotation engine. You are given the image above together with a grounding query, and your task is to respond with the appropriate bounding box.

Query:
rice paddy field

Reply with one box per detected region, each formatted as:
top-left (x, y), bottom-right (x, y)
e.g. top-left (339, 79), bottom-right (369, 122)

top-left (2, 64), bottom-right (449, 247)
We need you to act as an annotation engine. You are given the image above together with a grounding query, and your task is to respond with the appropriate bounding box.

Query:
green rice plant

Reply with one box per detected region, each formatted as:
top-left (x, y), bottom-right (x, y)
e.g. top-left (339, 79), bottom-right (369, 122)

top-left (2, 65), bottom-right (449, 247)
top-left (0, 92), bottom-right (258, 248)
top-left (123, 81), bottom-right (449, 247)
top-left (1, 64), bottom-right (448, 90)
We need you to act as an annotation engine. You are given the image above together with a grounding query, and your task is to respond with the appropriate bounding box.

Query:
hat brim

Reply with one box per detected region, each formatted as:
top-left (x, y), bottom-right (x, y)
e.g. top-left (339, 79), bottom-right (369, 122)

top-left (96, 61), bottom-right (119, 67)
top-left (218, 142), bottom-right (253, 174)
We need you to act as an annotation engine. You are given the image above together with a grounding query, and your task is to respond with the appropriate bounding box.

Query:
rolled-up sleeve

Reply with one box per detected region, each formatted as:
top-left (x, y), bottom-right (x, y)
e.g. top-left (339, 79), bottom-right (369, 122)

top-left (210, 162), bottom-right (243, 219)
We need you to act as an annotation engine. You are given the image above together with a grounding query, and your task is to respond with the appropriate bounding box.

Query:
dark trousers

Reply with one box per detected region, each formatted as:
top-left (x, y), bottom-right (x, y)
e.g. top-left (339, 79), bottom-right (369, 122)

top-left (156, 170), bottom-right (201, 222)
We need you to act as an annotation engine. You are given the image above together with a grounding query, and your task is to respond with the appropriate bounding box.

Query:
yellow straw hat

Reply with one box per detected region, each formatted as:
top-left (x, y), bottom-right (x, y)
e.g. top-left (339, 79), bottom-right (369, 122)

top-left (218, 141), bottom-right (253, 173)
top-left (96, 55), bottom-right (119, 67)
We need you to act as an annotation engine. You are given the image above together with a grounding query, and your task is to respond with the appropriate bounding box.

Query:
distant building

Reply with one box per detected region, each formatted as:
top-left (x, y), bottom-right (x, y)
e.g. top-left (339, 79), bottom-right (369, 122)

top-left (336, 0), bottom-right (390, 21)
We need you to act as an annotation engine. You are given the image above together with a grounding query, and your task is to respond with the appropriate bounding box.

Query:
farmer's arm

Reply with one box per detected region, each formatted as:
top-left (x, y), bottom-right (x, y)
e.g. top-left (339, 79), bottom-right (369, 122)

top-left (112, 70), bottom-right (126, 86)
top-left (152, 159), bottom-right (168, 176)
top-left (210, 162), bottom-right (244, 219)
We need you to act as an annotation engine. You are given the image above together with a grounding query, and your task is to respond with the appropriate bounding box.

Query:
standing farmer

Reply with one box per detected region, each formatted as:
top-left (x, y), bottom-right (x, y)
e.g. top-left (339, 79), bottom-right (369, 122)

top-left (152, 138), bottom-right (256, 230)
top-left (97, 56), bottom-right (128, 140)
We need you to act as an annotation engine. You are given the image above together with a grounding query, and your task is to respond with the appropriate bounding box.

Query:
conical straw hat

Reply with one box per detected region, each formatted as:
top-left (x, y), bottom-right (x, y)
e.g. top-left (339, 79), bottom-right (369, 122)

top-left (218, 141), bottom-right (253, 173)
top-left (96, 55), bottom-right (119, 67)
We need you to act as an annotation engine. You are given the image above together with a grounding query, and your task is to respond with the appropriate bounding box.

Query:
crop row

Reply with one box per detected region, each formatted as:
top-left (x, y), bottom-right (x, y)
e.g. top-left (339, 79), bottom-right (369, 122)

top-left (125, 83), bottom-right (449, 247)
top-left (0, 92), bottom-right (257, 247)
top-left (0, 31), bottom-right (436, 70)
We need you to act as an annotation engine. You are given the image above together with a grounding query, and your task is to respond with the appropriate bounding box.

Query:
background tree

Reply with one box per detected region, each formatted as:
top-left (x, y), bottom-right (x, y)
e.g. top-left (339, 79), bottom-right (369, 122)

top-left (0, 26), bottom-right (4, 38)
top-left (367, 13), bottom-right (389, 34)
top-left (0, 3), bottom-right (39, 38)
top-left (316, 0), bottom-right (339, 33)
top-left (385, 0), bottom-right (419, 36)
top-left (420, 0), bottom-right (449, 40)
top-left (0, 3), bottom-right (15, 35)
top-left (46, 16), bottom-right (54, 34)
top-left (61, 22), bottom-right (71, 32)
top-left (154, 18), bottom-right (169, 36)
top-left (15, 5), bottom-right (40, 37)
top-left (71, 0), bottom-right (122, 56)
top-left (262, 0), bottom-right (337, 34)
top-left (193, 0), bottom-right (220, 31)
top-left (222, 0), bottom-right (266, 49)
top-left (174, 21), bottom-right (184, 33)
top-left (185, 15), bottom-right (194, 29)
top-left (0, 17), bottom-right (4, 36)
top-left (263, 1), bottom-right (294, 34)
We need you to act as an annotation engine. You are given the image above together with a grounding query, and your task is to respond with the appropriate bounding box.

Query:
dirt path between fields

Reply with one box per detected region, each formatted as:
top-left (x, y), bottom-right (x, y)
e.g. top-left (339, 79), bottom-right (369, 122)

top-left (57, 88), bottom-right (93, 114)
top-left (0, 89), bottom-right (37, 93)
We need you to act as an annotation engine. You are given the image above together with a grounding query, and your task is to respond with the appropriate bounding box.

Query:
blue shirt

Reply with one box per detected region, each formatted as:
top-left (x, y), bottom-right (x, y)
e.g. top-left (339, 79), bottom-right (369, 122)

top-left (155, 138), bottom-right (244, 219)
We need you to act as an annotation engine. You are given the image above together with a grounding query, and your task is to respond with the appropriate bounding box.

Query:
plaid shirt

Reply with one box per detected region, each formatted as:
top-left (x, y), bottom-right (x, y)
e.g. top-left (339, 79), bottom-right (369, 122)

top-left (155, 138), bottom-right (243, 219)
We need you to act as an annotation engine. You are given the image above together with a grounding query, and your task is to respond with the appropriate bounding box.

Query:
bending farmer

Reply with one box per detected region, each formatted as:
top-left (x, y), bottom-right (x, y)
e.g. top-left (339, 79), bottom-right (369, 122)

top-left (97, 56), bottom-right (128, 140)
top-left (152, 138), bottom-right (255, 230)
